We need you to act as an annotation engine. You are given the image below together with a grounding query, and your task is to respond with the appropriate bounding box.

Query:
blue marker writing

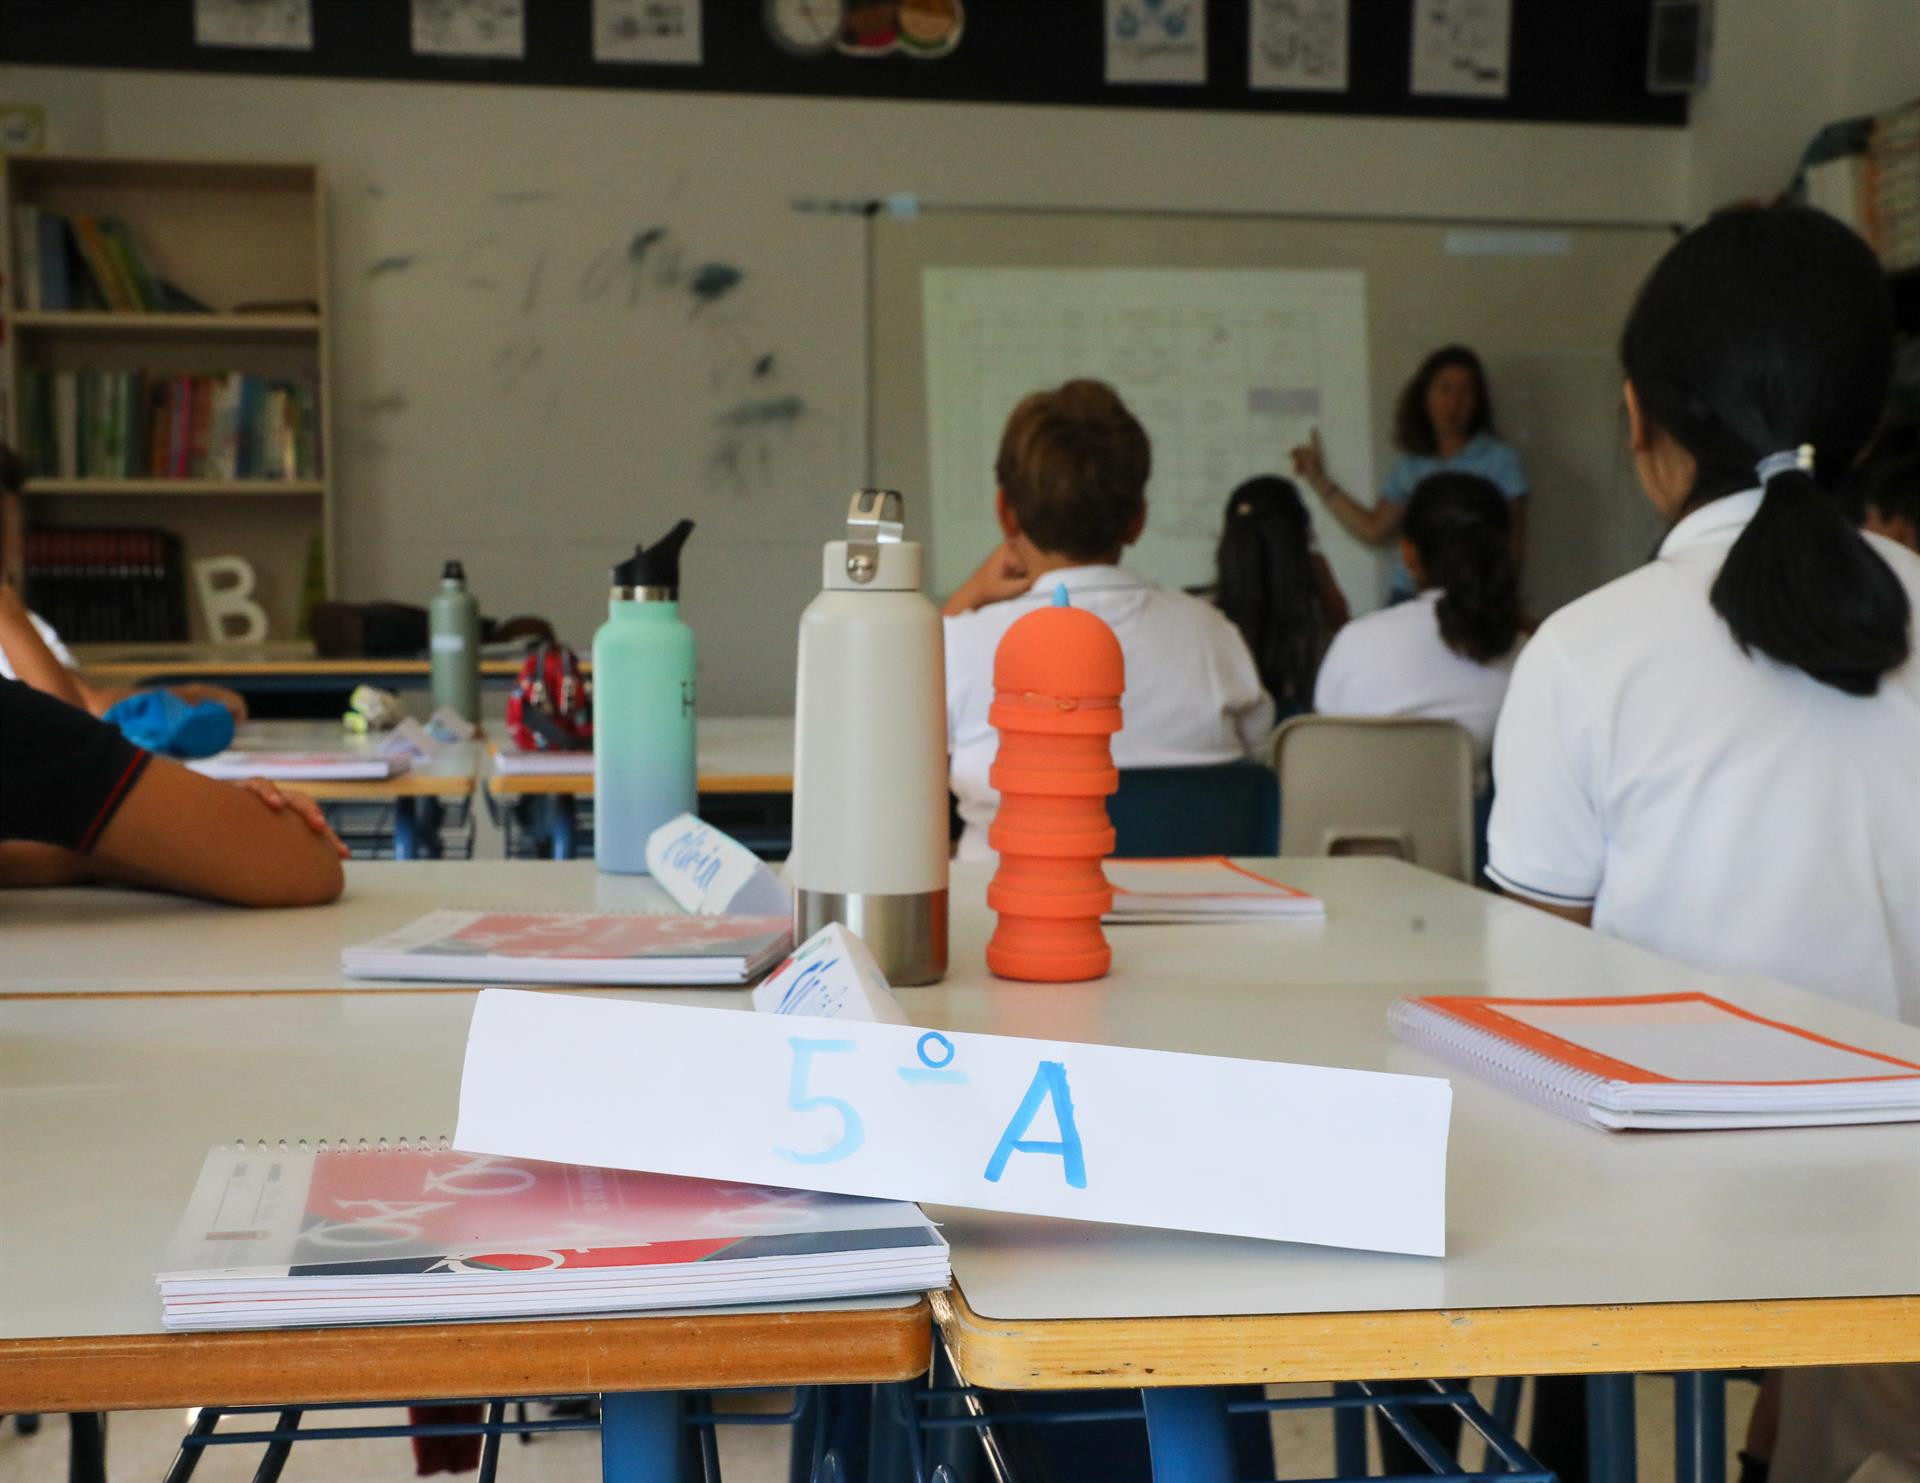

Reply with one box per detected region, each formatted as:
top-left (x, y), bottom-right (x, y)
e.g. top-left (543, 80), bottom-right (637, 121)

top-left (773, 1037), bottom-right (864, 1165)
top-left (984, 1061), bottom-right (1086, 1189)
top-left (898, 1029), bottom-right (969, 1086)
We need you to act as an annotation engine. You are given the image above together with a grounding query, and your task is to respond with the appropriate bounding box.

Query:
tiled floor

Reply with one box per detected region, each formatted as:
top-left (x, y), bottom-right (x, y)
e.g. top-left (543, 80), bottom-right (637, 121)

top-left (0, 1376), bottom-right (1753, 1483)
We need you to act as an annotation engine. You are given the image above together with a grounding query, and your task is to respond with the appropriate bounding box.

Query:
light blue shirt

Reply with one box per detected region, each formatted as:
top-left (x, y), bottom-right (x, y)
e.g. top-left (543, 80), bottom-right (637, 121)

top-left (1380, 432), bottom-right (1529, 595)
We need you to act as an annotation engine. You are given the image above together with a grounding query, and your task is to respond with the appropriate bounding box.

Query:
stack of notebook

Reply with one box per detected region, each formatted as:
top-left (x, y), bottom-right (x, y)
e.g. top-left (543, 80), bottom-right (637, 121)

top-left (1390, 992), bottom-right (1920, 1131)
top-left (158, 1144), bottom-right (948, 1330)
top-left (1104, 857), bottom-right (1324, 922)
top-left (343, 910), bottom-right (792, 986)
top-left (189, 751), bottom-right (405, 781)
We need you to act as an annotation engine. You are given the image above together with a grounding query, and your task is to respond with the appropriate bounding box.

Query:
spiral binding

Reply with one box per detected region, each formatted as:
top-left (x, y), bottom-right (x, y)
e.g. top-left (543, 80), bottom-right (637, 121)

top-left (1387, 999), bottom-right (1609, 1129)
top-left (231, 1135), bottom-right (453, 1154)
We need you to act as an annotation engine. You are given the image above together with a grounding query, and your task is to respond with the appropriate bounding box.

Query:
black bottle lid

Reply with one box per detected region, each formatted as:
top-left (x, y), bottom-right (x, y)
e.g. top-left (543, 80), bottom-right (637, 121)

top-left (442, 560), bottom-right (466, 583)
top-left (612, 520), bottom-right (695, 593)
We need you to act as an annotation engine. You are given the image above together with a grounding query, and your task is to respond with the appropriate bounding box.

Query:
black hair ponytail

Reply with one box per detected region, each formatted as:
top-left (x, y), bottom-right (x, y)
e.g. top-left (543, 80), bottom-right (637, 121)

top-left (1621, 206), bottom-right (1909, 696)
top-left (1214, 477), bottom-right (1326, 706)
top-left (1404, 472), bottom-right (1520, 664)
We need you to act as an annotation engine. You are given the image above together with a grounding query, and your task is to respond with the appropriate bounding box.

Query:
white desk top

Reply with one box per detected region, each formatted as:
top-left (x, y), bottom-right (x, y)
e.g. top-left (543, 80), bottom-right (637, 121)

top-left (0, 862), bottom-right (688, 995)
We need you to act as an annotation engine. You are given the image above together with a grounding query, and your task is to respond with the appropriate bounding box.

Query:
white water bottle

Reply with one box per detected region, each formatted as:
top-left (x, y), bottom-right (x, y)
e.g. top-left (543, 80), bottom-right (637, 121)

top-left (790, 490), bottom-right (949, 985)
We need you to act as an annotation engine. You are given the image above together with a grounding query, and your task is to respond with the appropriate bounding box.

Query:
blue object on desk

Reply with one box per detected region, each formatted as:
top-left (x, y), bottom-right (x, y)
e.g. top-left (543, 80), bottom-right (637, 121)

top-left (1107, 761), bottom-right (1279, 858)
top-left (103, 690), bottom-right (234, 759)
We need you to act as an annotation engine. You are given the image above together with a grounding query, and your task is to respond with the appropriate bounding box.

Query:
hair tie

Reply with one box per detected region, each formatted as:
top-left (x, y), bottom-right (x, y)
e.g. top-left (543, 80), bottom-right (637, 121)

top-left (1756, 444), bottom-right (1815, 483)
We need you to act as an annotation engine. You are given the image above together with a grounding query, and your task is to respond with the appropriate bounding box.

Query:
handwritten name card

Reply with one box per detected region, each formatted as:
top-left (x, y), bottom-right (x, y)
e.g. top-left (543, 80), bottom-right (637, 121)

top-left (645, 814), bottom-right (789, 917)
top-left (455, 989), bottom-right (1450, 1255)
top-left (753, 923), bottom-right (909, 1024)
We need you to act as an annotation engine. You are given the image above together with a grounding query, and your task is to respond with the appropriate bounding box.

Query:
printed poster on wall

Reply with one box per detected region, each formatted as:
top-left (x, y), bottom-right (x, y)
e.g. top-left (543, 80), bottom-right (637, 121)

top-left (1249, 0), bottom-right (1348, 92)
top-left (1409, 0), bottom-right (1510, 99)
top-left (1105, 0), bottom-right (1207, 87)
top-left (412, 0), bottom-right (526, 60)
top-left (193, 0), bottom-right (313, 51)
top-left (594, 0), bottom-right (703, 66)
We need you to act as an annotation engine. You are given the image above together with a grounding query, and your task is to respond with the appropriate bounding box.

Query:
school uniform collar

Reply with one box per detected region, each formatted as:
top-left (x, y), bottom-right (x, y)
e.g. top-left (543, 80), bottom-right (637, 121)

top-left (1026, 564), bottom-right (1155, 598)
top-left (1658, 488), bottom-right (1764, 559)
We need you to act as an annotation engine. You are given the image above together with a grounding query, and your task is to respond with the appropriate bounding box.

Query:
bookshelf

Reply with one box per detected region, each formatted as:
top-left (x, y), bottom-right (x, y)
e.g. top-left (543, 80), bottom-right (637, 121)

top-left (1, 154), bottom-right (332, 645)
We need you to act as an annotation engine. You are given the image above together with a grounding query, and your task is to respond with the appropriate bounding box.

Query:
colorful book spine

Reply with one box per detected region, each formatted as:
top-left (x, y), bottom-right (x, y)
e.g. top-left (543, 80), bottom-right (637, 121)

top-left (20, 370), bottom-right (322, 482)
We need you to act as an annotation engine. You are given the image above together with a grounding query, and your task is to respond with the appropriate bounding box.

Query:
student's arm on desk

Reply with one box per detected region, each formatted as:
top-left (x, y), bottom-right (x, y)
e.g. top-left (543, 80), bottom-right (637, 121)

top-left (89, 763), bottom-right (347, 907)
top-left (1500, 889), bottom-right (1593, 929)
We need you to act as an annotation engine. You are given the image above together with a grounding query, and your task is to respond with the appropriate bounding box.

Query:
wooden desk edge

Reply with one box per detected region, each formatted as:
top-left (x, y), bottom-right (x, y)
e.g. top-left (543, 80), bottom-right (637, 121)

top-left (485, 774), bottom-right (794, 797)
top-left (932, 1288), bottom-right (1920, 1389)
top-left (284, 777), bottom-right (479, 800)
top-left (1, 1298), bottom-right (931, 1413)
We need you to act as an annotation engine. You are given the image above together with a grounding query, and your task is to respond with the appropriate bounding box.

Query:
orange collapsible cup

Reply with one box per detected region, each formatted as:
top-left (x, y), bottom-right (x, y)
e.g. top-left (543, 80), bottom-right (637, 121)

top-left (985, 587), bottom-right (1125, 982)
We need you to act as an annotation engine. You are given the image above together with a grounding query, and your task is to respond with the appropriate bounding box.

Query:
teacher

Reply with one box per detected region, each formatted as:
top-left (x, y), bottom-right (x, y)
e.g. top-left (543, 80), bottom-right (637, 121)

top-left (1291, 344), bottom-right (1529, 601)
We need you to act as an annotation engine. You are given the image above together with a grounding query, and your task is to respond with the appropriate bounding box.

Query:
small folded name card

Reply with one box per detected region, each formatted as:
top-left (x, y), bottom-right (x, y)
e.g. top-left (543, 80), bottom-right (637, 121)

top-left (753, 923), bottom-right (908, 1025)
top-left (455, 989), bottom-right (1451, 1255)
top-left (645, 814), bottom-right (790, 917)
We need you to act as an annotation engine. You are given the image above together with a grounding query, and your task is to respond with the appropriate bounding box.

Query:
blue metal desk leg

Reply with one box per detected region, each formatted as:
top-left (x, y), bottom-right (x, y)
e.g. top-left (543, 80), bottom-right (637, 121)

top-left (1673, 1373), bottom-right (1726, 1483)
top-left (1332, 1381), bottom-right (1369, 1477)
top-left (601, 1391), bottom-right (684, 1483)
top-left (392, 798), bottom-right (418, 861)
top-left (548, 794), bottom-right (579, 861)
top-left (1141, 1387), bottom-right (1236, 1483)
top-left (1587, 1374), bottom-right (1639, 1483)
top-left (417, 796), bottom-right (445, 859)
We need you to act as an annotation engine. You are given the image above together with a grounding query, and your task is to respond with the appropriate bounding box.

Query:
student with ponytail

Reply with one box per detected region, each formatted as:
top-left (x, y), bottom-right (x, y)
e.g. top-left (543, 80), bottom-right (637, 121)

top-left (1312, 471), bottom-right (1522, 767)
top-left (1210, 476), bottom-right (1347, 717)
top-left (1488, 206), bottom-right (1920, 1483)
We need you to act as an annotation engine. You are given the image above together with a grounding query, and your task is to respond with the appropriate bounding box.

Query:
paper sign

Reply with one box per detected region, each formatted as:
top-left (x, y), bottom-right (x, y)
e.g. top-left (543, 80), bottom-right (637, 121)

top-left (646, 814), bottom-right (790, 917)
top-left (1410, 0), bottom-right (1510, 99)
top-left (594, 0), bottom-right (702, 65)
top-left (1105, 0), bottom-right (1207, 86)
top-left (1249, 0), bottom-right (1347, 92)
top-left (753, 923), bottom-right (909, 1025)
top-left (455, 990), bottom-right (1451, 1254)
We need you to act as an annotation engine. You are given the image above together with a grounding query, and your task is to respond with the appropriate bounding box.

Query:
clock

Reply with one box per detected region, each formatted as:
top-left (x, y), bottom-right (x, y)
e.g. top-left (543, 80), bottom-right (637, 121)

top-left (765, 0), bottom-right (847, 56)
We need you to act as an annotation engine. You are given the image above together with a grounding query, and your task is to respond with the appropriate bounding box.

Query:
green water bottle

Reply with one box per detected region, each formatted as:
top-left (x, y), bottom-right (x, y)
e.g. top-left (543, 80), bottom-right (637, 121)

top-left (593, 521), bottom-right (697, 874)
top-left (429, 560), bottom-right (480, 722)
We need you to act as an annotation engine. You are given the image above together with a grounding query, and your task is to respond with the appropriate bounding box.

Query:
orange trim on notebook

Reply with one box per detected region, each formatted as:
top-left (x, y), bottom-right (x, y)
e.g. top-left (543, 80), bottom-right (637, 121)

top-left (1417, 993), bottom-right (1920, 1087)
top-left (1107, 856), bottom-right (1316, 900)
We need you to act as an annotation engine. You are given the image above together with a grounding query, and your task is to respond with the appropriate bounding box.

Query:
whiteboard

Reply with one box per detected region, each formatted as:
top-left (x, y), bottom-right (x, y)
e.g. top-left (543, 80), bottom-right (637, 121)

top-left (922, 267), bottom-right (1377, 606)
top-left (874, 210), bottom-right (1678, 617)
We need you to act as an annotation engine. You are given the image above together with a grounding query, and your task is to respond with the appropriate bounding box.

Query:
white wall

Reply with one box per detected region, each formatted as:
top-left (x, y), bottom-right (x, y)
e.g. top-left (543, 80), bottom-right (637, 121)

top-left (1, 63), bottom-right (1693, 710)
top-left (1687, 0), bottom-right (1920, 215)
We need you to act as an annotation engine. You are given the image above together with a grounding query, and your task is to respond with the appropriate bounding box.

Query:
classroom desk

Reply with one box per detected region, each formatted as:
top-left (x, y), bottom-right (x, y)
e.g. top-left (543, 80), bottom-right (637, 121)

top-left (73, 643), bottom-right (533, 690)
top-left (886, 861), bottom-right (1920, 1483)
top-left (0, 861), bottom-right (682, 995)
top-left (0, 990), bottom-right (931, 1427)
top-left (220, 718), bottom-right (482, 859)
top-left (10, 860), bottom-right (1920, 1482)
top-left (485, 717), bottom-right (796, 859)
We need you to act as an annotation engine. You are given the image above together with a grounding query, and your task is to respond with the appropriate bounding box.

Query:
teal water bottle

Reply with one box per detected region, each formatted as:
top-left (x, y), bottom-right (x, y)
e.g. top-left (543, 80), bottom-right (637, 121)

top-left (429, 560), bottom-right (480, 722)
top-left (593, 521), bottom-right (697, 874)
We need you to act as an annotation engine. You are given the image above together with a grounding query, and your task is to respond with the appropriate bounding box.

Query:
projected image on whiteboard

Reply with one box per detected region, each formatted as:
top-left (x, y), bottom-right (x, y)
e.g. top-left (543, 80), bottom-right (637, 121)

top-left (923, 267), bottom-right (1380, 608)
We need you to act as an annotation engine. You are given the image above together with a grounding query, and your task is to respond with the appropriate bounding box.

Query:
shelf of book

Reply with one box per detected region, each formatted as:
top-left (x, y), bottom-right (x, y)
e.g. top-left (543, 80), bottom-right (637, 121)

top-left (1, 153), bottom-right (332, 642)
top-left (25, 478), bottom-right (326, 497)
top-left (13, 310), bottom-right (322, 337)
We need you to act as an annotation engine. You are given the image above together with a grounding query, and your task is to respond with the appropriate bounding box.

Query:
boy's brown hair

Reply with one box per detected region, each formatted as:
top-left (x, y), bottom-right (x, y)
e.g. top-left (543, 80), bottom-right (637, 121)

top-left (994, 379), bottom-right (1150, 561)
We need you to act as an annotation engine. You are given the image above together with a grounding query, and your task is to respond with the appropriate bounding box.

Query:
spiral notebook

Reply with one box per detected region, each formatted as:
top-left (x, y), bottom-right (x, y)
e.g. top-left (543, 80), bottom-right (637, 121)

top-left (158, 1142), bottom-right (949, 1330)
top-left (1390, 992), bottom-right (1920, 1131)
top-left (342, 910), bottom-right (792, 985)
top-left (189, 751), bottom-right (407, 781)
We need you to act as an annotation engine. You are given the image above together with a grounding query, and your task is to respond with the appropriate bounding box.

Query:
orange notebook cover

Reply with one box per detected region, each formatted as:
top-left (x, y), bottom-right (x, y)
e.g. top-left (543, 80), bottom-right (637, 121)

top-left (1390, 992), bottom-right (1920, 1131)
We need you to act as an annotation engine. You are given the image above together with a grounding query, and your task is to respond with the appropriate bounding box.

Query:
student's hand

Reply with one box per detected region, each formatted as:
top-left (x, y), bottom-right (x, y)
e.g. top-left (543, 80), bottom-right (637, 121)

top-left (234, 777), bottom-right (351, 859)
top-left (1290, 430), bottom-right (1331, 494)
top-left (175, 683), bottom-right (249, 722)
top-left (943, 542), bottom-right (1036, 616)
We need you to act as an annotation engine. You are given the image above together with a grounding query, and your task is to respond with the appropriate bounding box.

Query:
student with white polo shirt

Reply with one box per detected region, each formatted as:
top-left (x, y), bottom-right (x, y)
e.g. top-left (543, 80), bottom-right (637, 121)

top-left (1313, 470), bottom-right (1522, 772)
top-left (942, 379), bottom-right (1274, 861)
top-left (1487, 206), bottom-right (1920, 1483)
